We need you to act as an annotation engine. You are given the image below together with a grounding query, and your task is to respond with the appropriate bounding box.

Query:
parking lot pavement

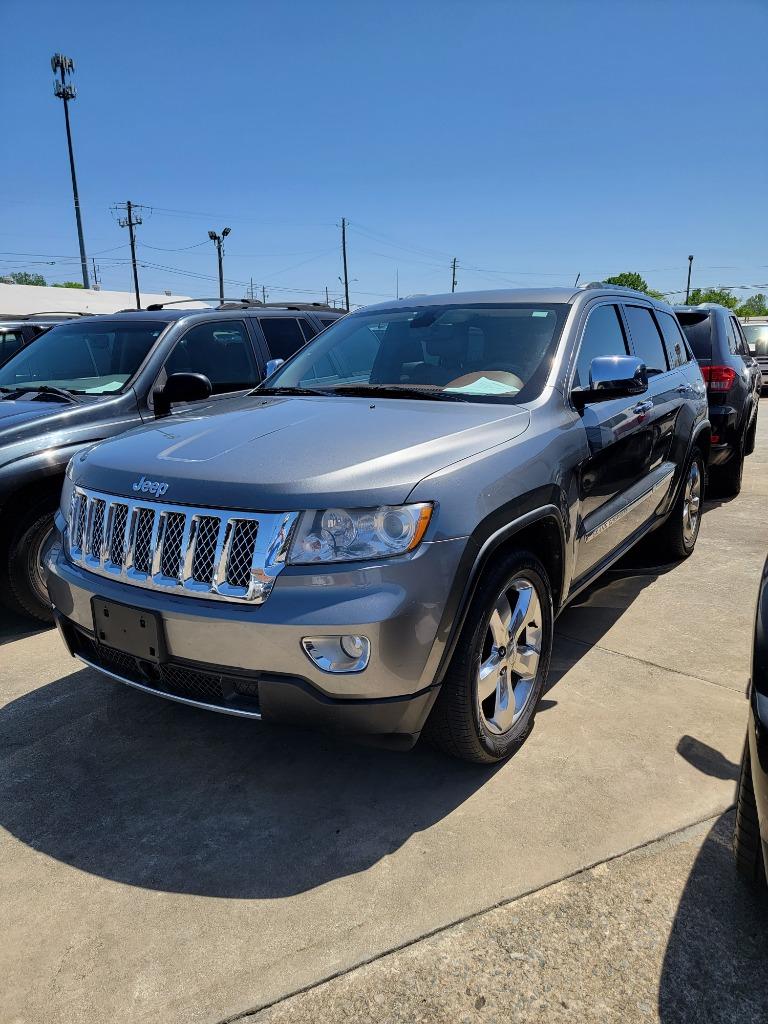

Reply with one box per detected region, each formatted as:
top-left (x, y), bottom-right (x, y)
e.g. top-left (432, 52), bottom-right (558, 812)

top-left (2, 419), bottom-right (767, 1024)
top-left (250, 812), bottom-right (768, 1024)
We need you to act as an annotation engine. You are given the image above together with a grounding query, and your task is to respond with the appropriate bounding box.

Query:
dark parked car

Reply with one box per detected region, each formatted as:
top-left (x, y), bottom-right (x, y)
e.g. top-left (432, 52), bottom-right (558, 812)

top-left (0, 313), bottom-right (86, 365)
top-left (741, 317), bottom-right (768, 389)
top-left (48, 285), bottom-right (709, 762)
top-left (0, 303), bottom-right (344, 621)
top-left (735, 553), bottom-right (768, 888)
top-left (675, 304), bottom-right (760, 496)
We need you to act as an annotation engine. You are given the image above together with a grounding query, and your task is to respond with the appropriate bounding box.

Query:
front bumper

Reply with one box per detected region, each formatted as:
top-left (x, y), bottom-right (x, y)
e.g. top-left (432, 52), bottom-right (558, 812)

top-left (47, 533), bottom-right (467, 743)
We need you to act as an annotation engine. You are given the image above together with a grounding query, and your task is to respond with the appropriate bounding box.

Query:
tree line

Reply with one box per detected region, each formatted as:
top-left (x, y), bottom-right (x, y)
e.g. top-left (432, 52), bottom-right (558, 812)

top-left (0, 271), bottom-right (84, 289)
top-left (604, 272), bottom-right (767, 317)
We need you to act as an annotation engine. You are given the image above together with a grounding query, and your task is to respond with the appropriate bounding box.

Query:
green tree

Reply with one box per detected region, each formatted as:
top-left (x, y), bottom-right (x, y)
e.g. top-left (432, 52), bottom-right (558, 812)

top-left (604, 272), bottom-right (665, 301)
top-left (0, 271), bottom-right (48, 287)
top-left (686, 287), bottom-right (738, 309)
top-left (52, 281), bottom-right (85, 289)
top-left (735, 293), bottom-right (768, 317)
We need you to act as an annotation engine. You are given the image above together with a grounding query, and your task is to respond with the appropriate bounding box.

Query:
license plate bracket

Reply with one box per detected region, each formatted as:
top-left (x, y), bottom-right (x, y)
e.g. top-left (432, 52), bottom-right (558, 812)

top-left (92, 598), bottom-right (166, 663)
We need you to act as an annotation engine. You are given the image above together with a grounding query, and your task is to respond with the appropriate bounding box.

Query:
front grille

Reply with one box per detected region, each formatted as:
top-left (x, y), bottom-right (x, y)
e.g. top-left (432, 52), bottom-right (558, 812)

top-left (65, 486), bottom-right (298, 604)
top-left (74, 632), bottom-right (260, 711)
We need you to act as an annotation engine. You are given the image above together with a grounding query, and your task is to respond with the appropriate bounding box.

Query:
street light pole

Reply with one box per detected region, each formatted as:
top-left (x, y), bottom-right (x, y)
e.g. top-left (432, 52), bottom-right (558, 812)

top-left (51, 53), bottom-right (89, 289)
top-left (685, 255), bottom-right (694, 304)
top-left (208, 227), bottom-right (231, 304)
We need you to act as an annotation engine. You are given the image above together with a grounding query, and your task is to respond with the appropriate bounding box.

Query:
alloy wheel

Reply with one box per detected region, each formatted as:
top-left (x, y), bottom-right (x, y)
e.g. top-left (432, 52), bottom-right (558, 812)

top-left (477, 578), bottom-right (543, 736)
top-left (682, 461), bottom-right (702, 546)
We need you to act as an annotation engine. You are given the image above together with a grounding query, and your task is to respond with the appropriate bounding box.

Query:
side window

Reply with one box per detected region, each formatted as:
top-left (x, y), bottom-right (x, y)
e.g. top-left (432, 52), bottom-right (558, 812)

top-left (164, 320), bottom-right (258, 394)
top-left (319, 317), bottom-right (338, 329)
top-left (726, 318), bottom-right (740, 355)
top-left (299, 318), bottom-right (317, 342)
top-left (259, 318), bottom-right (307, 361)
top-left (573, 304), bottom-right (628, 389)
top-left (0, 331), bottom-right (24, 362)
top-left (730, 318), bottom-right (750, 357)
top-left (624, 305), bottom-right (668, 375)
top-left (655, 311), bottom-right (689, 369)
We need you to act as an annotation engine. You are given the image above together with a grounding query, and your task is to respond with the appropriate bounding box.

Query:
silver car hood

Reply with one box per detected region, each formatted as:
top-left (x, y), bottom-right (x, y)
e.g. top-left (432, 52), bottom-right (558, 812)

top-left (75, 394), bottom-right (530, 510)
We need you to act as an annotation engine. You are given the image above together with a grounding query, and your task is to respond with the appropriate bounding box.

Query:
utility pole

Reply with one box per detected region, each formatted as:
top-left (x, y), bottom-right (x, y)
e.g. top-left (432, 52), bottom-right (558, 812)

top-left (341, 217), bottom-right (350, 311)
top-left (396, 268), bottom-right (399, 299)
top-left (91, 258), bottom-right (100, 290)
top-left (685, 255), bottom-right (694, 304)
top-left (208, 226), bottom-right (231, 304)
top-left (115, 201), bottom-right (143, 308)
top-left (325, 285), bottom-right (329, 306)
top-left (51, 54), bottom-right (89, 289)
top-left (451, 257), bottom-right (458, 293)
top-left (262, 285), bottom-right (267, 304)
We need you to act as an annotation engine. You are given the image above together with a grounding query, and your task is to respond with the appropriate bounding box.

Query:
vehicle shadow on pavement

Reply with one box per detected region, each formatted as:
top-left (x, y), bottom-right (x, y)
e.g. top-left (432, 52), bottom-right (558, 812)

top-left (0, 609), bottom-right (51, 647)
top-left (0, 667), bottom-right (502, 899)
top-left (658, 811), bottom-right (768, 1023)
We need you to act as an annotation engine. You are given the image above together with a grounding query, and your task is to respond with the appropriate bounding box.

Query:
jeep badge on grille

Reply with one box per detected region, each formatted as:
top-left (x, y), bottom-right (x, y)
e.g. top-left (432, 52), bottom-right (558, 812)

top-left (132, 476), bottom-right (169, 497)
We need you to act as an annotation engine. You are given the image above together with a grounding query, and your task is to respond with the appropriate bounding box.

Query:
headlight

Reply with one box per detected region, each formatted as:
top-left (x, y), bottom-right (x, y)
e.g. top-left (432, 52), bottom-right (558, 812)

top-left (288, 503), bottom-right (433, 564)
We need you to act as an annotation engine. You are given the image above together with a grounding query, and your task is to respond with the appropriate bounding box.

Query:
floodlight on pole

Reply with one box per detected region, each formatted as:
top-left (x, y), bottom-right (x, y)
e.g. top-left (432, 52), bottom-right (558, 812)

top-left (51, 53), bottom-right (90, 288)
top-left (209, 228), bottom-right (231, 304)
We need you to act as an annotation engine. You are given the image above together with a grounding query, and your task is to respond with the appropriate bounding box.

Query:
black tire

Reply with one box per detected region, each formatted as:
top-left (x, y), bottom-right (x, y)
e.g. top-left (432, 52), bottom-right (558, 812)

top-left (711, 433), bottom-right (745, 498)
top-left (424, 550), bottom-right (553, 764)
top-left (734, 740), bottom-right (766, 887)
top-left (744, 409), bottom-right (758, 457)
top-left (3, 499), bottom-right (57, 623)
top-left (656, 448), bottom-right (704, 561)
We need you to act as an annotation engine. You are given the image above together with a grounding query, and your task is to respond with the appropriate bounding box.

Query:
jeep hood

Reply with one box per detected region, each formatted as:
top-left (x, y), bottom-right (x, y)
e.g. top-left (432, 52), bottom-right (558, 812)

top-left (76, 394), bottom-right (530, 509)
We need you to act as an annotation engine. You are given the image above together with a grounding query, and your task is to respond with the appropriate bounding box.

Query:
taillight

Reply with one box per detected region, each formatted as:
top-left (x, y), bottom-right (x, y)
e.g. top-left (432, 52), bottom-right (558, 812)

top-left (701, 365), bottom-right (736, 391)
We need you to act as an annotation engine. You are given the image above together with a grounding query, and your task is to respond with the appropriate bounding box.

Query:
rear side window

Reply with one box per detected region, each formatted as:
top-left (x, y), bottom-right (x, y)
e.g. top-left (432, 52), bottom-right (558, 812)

top-left (729, 318), bottom-right (751, 358)
top-left (259, 317), bottom-right (307, 360)
top-left (677, 312), bottom-right (712, 360)
top-left (624, 305), bottom-right (668, 375)
top-left (319, 317), bottom-right (338, 329)
top-left (573, 304), bottom-right (628, 389)
top-left (299, 318), bottom-right (317, 342)
top-left (655, 312), bottom-right (689, 369)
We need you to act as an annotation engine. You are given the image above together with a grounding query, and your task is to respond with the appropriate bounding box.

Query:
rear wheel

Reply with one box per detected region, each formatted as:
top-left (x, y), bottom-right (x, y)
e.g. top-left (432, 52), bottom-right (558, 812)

top-left (3, 499), bottom-right (57, 623)
top-left (711, 424), bottom-right (746, 498)
top-left (734, 740), bottom-right (766, 887)
top-left (656, 449), bottom-right (704, 560)
top-left (425, 551), bottom-right (553, 764)
top-left (744, 409), bottom-right (758, 457)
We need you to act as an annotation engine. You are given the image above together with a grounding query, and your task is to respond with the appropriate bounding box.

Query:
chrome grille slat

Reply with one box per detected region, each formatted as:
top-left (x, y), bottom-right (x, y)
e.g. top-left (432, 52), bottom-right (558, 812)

top-left (64, 486), bottom-right (298, 605)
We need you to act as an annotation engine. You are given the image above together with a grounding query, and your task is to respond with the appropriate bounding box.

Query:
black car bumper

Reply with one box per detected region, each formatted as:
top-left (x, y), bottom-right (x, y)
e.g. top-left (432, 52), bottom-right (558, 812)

top-left (707, 405), bottom-right (741, 465)
top-left (748, 688), bottom-right (768, 875)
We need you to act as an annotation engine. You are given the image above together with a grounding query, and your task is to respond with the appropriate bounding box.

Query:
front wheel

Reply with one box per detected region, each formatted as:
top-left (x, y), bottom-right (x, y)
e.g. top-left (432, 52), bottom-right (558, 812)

top-left (3, 500), bottom-right (57, 623)
top-left (734, 740), bottom-right (766, 887)
top-left (425, 551), bottom-right (553, 764)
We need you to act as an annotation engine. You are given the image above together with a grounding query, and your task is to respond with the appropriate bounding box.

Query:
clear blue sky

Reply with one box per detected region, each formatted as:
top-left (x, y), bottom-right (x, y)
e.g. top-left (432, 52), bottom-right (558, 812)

top-left (2, 0), bottom-right (766, 305)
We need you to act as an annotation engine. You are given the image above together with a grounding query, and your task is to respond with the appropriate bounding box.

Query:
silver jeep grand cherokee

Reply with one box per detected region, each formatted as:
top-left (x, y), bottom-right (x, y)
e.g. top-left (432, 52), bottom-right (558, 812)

top-left (47, 287), bottom-right (708, 763)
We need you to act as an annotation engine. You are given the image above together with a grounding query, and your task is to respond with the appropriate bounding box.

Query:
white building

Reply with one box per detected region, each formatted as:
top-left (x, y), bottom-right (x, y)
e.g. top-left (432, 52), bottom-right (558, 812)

top-left (0, 283), bottom-right (210, 318)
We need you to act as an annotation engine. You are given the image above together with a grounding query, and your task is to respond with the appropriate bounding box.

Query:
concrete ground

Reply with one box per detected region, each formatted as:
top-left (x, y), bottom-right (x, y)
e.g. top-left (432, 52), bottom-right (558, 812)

top-left (2, 418), bottom-right (768, 1024)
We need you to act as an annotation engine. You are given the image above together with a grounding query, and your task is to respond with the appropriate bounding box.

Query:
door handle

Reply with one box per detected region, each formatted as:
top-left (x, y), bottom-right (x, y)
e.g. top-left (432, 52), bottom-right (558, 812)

top-left (632, 400), bottom-right (653, 414)
top-left (676, 383), bottom-right (692, 394)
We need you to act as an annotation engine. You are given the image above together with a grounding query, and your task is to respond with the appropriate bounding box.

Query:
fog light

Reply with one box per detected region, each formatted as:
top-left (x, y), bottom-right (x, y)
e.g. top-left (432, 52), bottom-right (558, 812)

top-left (301, 635), bottom-right (370, 674)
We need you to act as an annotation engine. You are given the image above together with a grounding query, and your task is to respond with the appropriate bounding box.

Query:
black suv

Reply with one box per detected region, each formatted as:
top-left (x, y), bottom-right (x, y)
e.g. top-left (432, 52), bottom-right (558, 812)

top-left (0, 302), bottom-right (343, 621)
top-left (674, 304), bottom-right (760, 496)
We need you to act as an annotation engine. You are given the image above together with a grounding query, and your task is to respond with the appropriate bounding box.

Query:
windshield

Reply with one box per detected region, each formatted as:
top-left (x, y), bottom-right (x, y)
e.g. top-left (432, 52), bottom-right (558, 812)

top-left (743, 324), bottom-right (768, 355)
top-left (0, 320), bottom-right (166, 394)
top-left (263, 303), bottom-right (569, 402)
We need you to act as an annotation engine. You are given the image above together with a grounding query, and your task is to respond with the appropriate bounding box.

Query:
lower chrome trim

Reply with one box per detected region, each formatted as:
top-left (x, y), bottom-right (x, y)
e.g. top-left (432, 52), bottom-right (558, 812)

top-left (75, 654), bottom-right (264, 720)
top-left (584, 466), bottom-right (675, 544)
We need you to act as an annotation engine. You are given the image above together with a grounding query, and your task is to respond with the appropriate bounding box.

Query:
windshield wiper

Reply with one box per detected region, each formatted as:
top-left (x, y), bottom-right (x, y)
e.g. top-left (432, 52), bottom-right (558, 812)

top-left (255, 386), bottom-right (336, 397)
top-left (327, 384), bottom-right (467, 401)
top-left (7, 384), bottom-right (81, 404)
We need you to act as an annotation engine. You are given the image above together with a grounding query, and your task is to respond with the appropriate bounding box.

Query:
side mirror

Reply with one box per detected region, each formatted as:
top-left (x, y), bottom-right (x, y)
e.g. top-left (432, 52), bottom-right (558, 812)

top-left (264, 358), bottom-right (284, 379)
top-left (153, 372), bottom-right (212, 418)
top-left (572, 355), bottom-right (648, 410)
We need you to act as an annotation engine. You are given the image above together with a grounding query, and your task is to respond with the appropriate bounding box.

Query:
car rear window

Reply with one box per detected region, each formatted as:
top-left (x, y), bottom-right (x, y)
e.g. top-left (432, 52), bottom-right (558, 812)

top-left (676, 312), bottom-right (712, 360)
